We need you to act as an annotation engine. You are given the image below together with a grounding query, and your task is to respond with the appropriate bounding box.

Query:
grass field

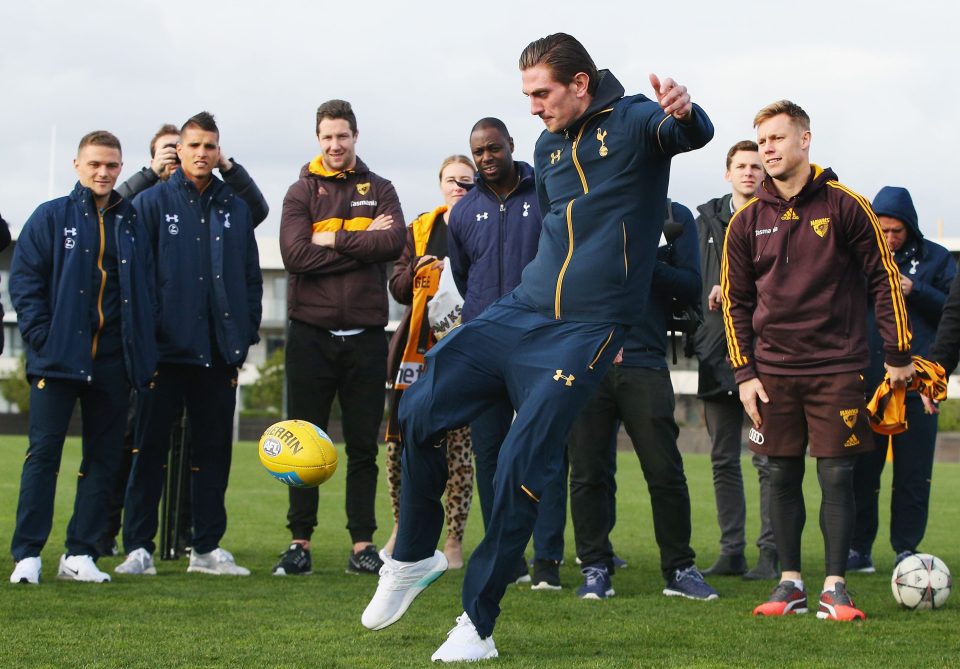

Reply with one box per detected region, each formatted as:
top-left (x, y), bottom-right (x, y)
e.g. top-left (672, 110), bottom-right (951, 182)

top-left (0, 436), bottom-right (958, 668)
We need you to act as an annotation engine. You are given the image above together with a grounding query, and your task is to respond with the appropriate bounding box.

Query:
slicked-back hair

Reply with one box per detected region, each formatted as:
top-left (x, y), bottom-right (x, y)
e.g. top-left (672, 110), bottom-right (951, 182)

top-left (726, 140), bottom-right (760, 169)
top-left (518, 33), bottom-right (599, 96)
top-left (754, 100), bottom-right (810, 131)
top-left (470, 117), bottom-right (511, 141)
top-left (78, 130), bottom-right (122, 155)
top-left (150, 123), bottom-right (180, 157)
top-left (438, 155), bottom-right (475, 182)
top-left (316, 99), bottom-right (358, 135)
top-left (182, 111), bottom-right (219, 138)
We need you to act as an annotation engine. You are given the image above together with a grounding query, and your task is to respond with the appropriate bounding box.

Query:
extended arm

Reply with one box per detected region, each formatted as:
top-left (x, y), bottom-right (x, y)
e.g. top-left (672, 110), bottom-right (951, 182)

top-left (720, 215), bottom-right (757, 384)
top-left (388, 226), bottom-right (417, 305)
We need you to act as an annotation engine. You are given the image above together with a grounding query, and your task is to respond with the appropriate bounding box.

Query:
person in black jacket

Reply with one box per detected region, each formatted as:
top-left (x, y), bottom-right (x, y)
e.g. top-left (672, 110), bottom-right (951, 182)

top-left (694, 141), bottom-right (778, 581)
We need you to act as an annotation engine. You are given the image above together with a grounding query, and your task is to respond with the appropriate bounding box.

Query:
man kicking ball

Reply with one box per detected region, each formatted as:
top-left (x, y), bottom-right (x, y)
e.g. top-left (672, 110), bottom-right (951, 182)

top-left (361, 33), bottom-right (714, 662)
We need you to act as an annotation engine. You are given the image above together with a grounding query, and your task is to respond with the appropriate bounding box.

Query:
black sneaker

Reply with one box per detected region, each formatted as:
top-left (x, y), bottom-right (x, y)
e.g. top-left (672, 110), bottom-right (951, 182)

top-left (531, 559), bottom-right (562, 590)
top-left (272, 543), bottom-right (312, 576)
top-left (347, 545), bottom-right (384, 575)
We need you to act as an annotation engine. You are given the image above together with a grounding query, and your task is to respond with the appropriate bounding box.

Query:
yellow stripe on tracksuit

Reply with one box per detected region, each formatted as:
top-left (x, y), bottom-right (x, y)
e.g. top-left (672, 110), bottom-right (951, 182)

top-left (827, 182), bottom-right (911, 352)
top-left (312, 217), bottom-right (374, 233)
top-left (553, 109), bottom-right (613, 319)
top-left (719, 197), bottom-right (758, 369)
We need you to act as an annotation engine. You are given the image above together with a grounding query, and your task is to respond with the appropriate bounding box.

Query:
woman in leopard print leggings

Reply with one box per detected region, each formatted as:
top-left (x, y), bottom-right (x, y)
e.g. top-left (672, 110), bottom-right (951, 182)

top-left (383, 156), bottom-right (476, 568)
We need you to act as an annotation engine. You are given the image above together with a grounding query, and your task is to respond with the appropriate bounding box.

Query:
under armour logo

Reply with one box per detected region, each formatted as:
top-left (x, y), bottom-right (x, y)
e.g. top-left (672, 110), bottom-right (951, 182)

top-left (553, 370), bottom-right (575, 386)
top-left (168, 224), bottom-right (180, 235)
top-left (223, 212), bottom-right (231, 229)
top-left (476, 212), bottom-right (489, 221)
top-left (63, 227), bottom-right (77, 236)
top-left (523, 203), bottom-right (530, 217)
top-left (910, 258), bottom-right (919, 275)
top-left (550, 149), bottom-right (562, 164)
top-left (165, 214), bottom-right (179, 223)
top-left (748, 428), bottom-right (765, 445)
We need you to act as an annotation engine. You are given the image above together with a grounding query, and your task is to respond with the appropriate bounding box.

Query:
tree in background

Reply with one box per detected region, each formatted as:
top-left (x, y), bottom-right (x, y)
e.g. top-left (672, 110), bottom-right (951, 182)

top-left (243, 347), bottom-right (284, 417)
top-left (0, 354), bottom-right (30, 412)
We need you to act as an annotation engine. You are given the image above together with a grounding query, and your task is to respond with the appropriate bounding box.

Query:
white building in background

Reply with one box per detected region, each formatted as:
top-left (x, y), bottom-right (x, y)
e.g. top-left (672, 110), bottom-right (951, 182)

top-left (5, 234), bottom-right (958, 415)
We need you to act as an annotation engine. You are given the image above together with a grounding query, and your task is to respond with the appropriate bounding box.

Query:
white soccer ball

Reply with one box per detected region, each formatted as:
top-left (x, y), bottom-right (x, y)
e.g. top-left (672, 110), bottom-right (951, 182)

top-left (891, 553), bottom-right (952, 610)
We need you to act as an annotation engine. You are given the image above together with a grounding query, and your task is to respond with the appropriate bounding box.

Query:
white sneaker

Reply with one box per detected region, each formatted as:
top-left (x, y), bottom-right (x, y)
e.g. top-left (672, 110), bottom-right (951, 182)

top-left (187, 547), bottom-right (250, 576)
top-left (10, 556), bottom-right (41, 584)
top-left (431, 612), bottom-right (498, 662)
top-left (361, 549), bottom-right (447, 630)
top-left (115, 547), bottom-right (157, 575)
top-left (57, 554), bottom-right (111, 583)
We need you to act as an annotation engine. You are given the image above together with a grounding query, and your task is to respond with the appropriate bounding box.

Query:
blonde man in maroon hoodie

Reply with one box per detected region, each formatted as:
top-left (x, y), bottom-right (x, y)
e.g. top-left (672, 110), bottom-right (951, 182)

top-left (720, 100), bottom-right (913, 621)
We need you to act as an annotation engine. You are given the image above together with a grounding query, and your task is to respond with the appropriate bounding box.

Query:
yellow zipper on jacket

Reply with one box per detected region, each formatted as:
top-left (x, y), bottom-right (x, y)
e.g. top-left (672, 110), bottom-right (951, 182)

top-left (553, 108), bottom-right (613, 319)
top-left (91, 198), bottom-right (121, 359)
top-left (91, 208), bottom-right (108, 359)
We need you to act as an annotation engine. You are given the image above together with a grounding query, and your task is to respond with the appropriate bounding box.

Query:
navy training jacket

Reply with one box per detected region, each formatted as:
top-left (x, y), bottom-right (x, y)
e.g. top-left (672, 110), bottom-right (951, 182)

top-left (10, 182), bottom-right (158, 388)
top-left (515, 70), bottom-right (713, 325)
top-left (134, 169), bottom-right (262, 367)
top-left (865, 187), bottom-right (955, 388)
top-left (447, 161), bottom-right (542, 323)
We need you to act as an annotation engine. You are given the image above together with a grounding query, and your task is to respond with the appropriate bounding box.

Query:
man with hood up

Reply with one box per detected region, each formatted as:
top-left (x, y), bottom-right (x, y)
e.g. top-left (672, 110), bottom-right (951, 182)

top-left (849, 186), bottom-right (954, 574)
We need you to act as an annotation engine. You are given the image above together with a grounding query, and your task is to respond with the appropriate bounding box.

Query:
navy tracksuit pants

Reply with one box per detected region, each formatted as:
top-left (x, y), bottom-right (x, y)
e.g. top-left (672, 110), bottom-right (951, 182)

top-left (852, 395), bottom-right (938, 555)
top-left (393, 293), bottom-right (624, 638)
top-left (470, 397), bottom-right (567, 562)
top-left (11, 355), bottom-right (129, 561)
top-left (123, 362), bottom-right (237, 555)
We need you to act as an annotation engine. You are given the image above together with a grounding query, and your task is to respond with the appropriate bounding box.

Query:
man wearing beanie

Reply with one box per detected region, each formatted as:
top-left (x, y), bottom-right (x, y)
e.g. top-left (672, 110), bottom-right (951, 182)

top-left (849, 186), bottom-right (955, 574)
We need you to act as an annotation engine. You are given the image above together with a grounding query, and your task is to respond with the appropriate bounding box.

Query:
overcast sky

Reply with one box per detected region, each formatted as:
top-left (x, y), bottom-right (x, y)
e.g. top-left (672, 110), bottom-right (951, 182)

top-left (2, 0), bottom-right (957, 245)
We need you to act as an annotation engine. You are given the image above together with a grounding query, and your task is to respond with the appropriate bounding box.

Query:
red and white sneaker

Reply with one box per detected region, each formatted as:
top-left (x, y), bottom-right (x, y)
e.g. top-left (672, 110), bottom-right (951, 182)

top-left (817, 582), bottom-right (865, 621)
top-left (753, 581), bottom-right (808, 616)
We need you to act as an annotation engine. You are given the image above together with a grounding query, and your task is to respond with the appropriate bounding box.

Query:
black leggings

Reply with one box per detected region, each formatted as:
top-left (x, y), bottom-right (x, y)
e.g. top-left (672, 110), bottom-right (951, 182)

top-left (769, 455), bottom-right (856, 577)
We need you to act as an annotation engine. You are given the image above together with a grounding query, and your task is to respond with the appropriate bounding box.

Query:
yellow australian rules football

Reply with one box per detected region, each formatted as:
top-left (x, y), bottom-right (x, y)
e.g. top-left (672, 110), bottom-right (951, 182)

top-left (258, 419), bottom-right (338, 487)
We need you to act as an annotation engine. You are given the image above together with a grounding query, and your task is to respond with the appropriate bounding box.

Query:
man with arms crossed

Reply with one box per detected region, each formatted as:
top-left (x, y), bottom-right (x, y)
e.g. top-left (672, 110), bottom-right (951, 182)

top-left (696, 141), bottom-right (777, 580)
top-left (276, 99), bottom-right (405, 576)
top-left (362, 33), bottom-right (713, 661)
top-left (721, 100), bottom-right (912, 621)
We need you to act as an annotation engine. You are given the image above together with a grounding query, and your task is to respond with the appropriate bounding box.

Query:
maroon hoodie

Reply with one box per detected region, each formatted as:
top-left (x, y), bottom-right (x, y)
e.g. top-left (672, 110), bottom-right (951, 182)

top-left (720, 165), bottom-right (911, 383)
top-left (280, 156), bottom-right (405, 330)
